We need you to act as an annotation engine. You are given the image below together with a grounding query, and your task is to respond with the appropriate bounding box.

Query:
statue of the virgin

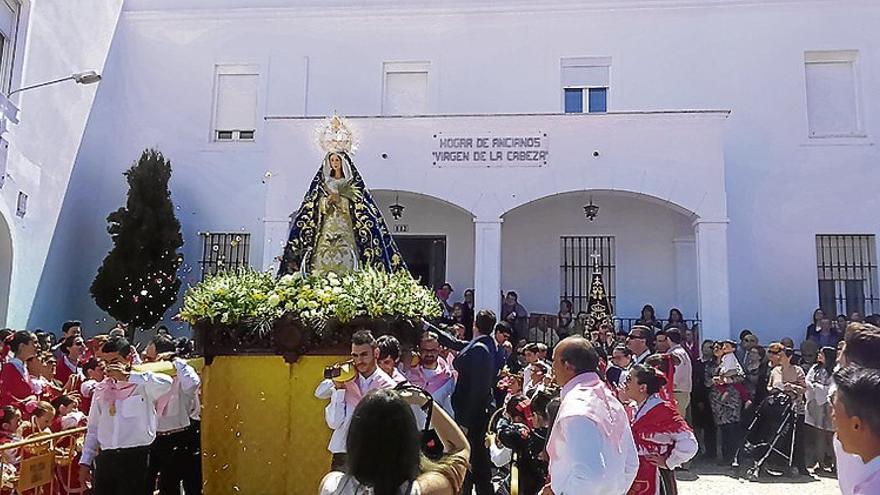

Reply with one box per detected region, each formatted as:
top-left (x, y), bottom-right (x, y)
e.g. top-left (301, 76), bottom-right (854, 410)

top-left (278, 116), bottom-right (406, 276)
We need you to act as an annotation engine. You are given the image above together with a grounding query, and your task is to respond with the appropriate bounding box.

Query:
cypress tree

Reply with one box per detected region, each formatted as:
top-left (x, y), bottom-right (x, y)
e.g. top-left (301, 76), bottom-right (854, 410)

top-left (90, 149), bottom-right (184, 334)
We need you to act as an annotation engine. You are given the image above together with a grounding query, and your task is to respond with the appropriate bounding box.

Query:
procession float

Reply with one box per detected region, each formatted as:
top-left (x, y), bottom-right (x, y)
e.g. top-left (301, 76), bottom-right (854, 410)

top-left (176, 116), bottom-right (441, 494)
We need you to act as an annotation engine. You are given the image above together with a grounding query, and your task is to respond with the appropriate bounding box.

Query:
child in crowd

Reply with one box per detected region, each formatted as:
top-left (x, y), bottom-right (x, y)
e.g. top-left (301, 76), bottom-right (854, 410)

top-left (79, 357), bottom-right (104, 415)
top-left (717, 340), bottom-right (752, 407)
top-left (495, 393), bottom-right (550, 495)
top-left (49, 395), bottom-right (86, 433)
top-left (22, 401), bottom-right (56, 437)
top-left (0, 405), bottom-right (23, 492)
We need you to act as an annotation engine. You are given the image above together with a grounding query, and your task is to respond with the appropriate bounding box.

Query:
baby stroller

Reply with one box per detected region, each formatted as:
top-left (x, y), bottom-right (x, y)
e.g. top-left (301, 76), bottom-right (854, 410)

top-left (739, 391), bottom-right (797, 481)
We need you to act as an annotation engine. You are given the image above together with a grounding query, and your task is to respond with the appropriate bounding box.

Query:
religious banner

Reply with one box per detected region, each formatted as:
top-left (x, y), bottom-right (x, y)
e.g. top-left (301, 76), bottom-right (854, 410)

top-left (431, 132), bottom-right (549, 167)
top-left (586, 271), bottom-right (614, 331)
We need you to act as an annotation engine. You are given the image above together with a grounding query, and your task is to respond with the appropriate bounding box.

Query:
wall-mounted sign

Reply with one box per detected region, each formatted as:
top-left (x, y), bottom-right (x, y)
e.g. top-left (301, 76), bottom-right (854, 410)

top-left (431, 132), bottom-right (548, 168)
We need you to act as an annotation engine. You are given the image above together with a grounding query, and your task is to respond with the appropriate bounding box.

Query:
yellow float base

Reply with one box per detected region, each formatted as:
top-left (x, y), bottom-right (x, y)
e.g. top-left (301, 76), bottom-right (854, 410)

top-left (201, 355), bottom-right (344, 494)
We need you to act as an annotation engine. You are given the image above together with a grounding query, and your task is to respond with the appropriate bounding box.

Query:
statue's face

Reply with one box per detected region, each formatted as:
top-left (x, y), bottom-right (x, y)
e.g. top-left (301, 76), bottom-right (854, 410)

top-left (329, 154), bottom-right (343, 175)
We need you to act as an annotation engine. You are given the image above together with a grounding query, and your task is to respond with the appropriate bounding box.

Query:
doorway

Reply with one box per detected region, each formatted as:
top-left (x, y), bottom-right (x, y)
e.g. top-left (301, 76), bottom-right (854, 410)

top-left (394, 236), bottom-right (446, 289)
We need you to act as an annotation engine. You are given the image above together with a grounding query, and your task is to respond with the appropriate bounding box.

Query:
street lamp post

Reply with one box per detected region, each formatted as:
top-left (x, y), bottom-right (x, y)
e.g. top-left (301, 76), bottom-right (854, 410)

top-left (6, 70), bottom-right (102, 97)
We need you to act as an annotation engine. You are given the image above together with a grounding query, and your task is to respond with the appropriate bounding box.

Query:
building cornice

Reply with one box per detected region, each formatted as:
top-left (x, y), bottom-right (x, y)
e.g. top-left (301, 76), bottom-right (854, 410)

top-left (264, 110), bottom-right (731, 121)
top-left (121, 0), bottom-right (849, 23)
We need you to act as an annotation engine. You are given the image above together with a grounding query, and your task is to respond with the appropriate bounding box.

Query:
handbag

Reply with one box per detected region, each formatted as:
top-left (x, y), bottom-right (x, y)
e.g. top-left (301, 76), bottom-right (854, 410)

top-left (395, 382), bottom-right (444, 460)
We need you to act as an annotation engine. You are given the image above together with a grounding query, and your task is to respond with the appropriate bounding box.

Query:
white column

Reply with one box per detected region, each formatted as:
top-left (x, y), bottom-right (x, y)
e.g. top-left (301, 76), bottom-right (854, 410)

top-left (673, 237), bottom-right (698, 315)
top-left (473, 218), bottom-right (503, 316)
top-left (694, 219), bottom-right (731, 342)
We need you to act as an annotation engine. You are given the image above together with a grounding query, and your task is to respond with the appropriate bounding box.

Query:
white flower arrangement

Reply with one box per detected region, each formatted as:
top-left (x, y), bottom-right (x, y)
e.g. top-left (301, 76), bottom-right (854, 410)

top-left (178, 266), bottom-right (440, 331)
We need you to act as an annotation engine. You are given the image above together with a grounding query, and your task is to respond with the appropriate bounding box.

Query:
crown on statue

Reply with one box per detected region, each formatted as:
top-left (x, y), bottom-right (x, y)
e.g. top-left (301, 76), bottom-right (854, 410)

top-left (317, 114), bottom-right (357, 154)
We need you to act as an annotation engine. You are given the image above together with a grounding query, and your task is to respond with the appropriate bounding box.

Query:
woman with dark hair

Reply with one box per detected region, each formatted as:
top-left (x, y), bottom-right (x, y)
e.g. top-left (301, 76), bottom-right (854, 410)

top-left (623, 364), bottom-right (698, 495)
top-left (767, 342), bottom-right (809, 475)
top-left (636, 305), bottom-right (661, 332)
top-left (805, 346), bottom-right (837, 473)
top-left (805, 308), bottom-right (825, 342)
top-left (0, 331), bottom-right (40, 413)
top-left (319, 388), bottom-right (470, 495)
top-left (663, 309), bottom-right (688, 331)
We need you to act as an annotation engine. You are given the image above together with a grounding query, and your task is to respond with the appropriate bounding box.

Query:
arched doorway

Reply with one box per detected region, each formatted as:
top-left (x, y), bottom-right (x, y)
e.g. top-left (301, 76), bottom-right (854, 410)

top-left (372, 190), bottom-right (475, 291)
top-left (0, 212), bottom-right (12, 327)
top-left (501, 190), bottom-right (699, 326)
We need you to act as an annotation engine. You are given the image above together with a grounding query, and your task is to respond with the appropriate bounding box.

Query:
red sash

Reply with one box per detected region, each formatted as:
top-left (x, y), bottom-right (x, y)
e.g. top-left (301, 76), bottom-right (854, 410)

top-left (628, 399), bottom-right (692, 495)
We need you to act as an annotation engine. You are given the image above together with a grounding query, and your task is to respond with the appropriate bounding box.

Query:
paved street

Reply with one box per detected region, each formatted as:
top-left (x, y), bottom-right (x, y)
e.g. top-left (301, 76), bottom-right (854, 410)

top-left (677, 461), bottom-right (839, 494)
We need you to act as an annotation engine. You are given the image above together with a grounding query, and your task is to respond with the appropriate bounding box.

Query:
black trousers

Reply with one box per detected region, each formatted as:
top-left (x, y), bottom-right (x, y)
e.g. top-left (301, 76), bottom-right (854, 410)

top-left (146, 422), bottom-right (203, 495)
top-left (331, 453), bottom-right (348, 472)
top-left (719, 423), bottom-right (741, 463)
top-left (462, 417), bottom-right (493, 495)
top-left (94, 446), bottom-right (151, 495)
top-left (182, 420), bottom-right (202, 494)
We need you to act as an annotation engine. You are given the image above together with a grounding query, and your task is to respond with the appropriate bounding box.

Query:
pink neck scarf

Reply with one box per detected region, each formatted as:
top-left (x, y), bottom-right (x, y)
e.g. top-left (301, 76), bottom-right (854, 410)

top-left (406, 357), bottom-right (455, 395)
top-left (343, 368), bottom-right (397, 409)
top-left (94, 378), bottom-right (139, 408)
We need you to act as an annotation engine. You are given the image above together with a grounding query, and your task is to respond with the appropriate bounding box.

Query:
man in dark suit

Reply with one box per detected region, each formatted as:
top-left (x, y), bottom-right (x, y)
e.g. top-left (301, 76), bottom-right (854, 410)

top-left (420, 310), bottom-right (497, 495)
top-left (451, 309), bottom-right (497, 495)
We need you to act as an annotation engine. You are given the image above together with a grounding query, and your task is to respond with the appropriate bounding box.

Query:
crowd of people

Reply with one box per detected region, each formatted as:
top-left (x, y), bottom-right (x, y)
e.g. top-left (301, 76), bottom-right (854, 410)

top-left (0, 322), bottom-right (202, 495)
top-left (315, 290), bottom-right (880, 495)
top-left (4, 298), bottom-right (880, 495)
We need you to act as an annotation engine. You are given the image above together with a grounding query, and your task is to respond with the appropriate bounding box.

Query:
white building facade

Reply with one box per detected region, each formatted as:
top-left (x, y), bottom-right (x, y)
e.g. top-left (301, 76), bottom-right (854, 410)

top-left (11, 0), bottom-right (880, 344)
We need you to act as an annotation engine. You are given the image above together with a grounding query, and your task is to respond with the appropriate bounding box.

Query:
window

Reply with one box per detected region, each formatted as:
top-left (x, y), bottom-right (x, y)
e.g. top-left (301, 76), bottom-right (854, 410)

top-left (560, 236), bottom-right (615, 313)
top-left (212, 65), bottom-right (259, 142)
top-left (199, 232), bottom-right (251, 279)
top-left (0, 0), bottom-right (20, 94)
top-left (816, 235), bottom-right (878, 317)
top-left (383, 62), bottom-right (429, 115)
top-left (805, 50), bottom-right (862, 137)
top-left (14, 190), bottom-right (25, 217)
top-left (561, 57), bottom-right (610, 113)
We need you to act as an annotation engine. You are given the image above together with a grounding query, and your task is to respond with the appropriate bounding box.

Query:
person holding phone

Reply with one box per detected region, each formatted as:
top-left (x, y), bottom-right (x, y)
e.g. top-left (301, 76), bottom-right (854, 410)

top-left (319, 387), bottom-right (470, 495)
top-left (315, 330), bottom-right (397, 471)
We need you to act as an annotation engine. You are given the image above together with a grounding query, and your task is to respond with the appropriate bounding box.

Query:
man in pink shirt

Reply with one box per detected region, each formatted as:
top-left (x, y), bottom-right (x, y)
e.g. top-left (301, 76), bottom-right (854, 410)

top-left (544, 336), bottom-right (638, 495)
top-left (833, 365), bottom-right (880, 495)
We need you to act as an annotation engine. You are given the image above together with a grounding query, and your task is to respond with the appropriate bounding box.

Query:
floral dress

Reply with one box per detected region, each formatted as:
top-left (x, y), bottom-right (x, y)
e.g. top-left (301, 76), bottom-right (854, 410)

top-left (703, 361), bottom-right (743, 426)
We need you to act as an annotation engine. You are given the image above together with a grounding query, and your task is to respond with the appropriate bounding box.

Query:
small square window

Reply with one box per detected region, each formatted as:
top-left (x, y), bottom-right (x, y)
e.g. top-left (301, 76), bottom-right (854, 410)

top-left (216, 130), bottom-right (234, 141)
top-left (238, 130), bottom-right (255, 140)
top-left (564, 88), bottom-right (583, 113)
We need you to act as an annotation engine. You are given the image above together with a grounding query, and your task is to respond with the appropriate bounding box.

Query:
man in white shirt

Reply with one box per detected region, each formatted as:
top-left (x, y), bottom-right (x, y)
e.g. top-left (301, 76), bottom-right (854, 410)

top-left (146, 353), bottom-right (201, 495)
top-left (833, 365), bottom-right (880, 495)
top-left (658, 328), bottom-right (693, 418)
top-left (627, 326), bottom-right (652, 366)
top-left (78, 337), bottom-right (173, 495)
top-left (314, 330), bottom-right (397, 471)
top-left (545, 336), bottom-right (638, 495)
top-left (405, 331), bottom-right (456, 417)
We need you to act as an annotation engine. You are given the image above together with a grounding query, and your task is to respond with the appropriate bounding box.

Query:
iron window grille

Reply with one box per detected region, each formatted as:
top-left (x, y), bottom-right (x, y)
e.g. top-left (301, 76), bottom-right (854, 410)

top-left (560, 236), bottom-right (615, 314)
top-left (199, 232), bottom-right (251, 280)
top-left (816, 234), bottom-right (879, 317)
